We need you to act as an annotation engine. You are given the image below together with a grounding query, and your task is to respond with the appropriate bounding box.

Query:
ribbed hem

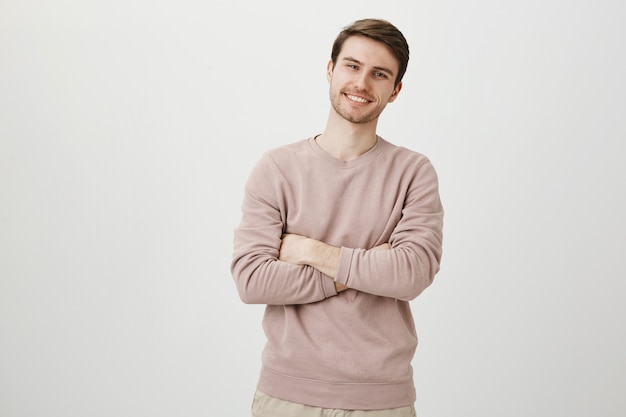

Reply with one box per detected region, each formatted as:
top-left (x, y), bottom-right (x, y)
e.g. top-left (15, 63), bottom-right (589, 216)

top-left (257, 366), bottom-right (416, 410)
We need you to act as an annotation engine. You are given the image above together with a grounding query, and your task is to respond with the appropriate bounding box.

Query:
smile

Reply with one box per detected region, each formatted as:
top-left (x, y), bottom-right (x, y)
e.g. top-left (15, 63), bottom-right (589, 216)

top-left (345, 94), bottom-right (370, 104)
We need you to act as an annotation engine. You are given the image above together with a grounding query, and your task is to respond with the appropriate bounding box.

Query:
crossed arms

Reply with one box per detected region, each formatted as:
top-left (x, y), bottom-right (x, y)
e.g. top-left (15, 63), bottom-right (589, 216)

top-left (230, 153), bottom-right (443, 306)
top-left (278, 234), bottom-right (391, 293)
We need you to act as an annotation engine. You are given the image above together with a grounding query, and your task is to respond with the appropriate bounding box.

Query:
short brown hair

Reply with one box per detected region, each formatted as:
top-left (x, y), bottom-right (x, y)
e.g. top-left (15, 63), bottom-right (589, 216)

top-left (330, 18), bottom-right (410, 87)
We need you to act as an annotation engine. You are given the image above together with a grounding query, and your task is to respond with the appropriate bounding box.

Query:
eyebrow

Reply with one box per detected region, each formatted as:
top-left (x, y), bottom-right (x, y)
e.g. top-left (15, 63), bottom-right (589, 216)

top-left (342, 57), bottom-right (395, 77)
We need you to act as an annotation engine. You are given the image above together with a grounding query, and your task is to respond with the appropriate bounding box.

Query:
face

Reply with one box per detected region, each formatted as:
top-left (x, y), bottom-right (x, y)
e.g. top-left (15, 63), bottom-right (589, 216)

top-left (327, 36), bottom-right (402, 125)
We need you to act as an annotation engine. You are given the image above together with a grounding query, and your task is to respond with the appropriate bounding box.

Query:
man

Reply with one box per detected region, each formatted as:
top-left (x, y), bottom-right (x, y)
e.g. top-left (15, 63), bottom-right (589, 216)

top-left (231, 18), bottom-right (443, 416)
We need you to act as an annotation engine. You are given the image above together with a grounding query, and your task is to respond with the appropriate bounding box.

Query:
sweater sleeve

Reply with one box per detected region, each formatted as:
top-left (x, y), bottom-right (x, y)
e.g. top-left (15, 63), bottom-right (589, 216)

top-left (231, 154), bottom-right (338, 305)
top-left (334, 159), bottom-right (444, 301)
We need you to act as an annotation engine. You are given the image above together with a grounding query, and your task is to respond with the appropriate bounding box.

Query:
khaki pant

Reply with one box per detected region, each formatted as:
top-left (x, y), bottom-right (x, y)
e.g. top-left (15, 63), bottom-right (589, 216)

top-left (251, 390), bottom-right (416, 417)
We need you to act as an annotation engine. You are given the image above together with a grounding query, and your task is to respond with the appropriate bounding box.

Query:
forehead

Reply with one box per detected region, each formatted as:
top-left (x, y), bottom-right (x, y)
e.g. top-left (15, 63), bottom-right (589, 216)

top-left (338, 36), bottom-right (399, 72)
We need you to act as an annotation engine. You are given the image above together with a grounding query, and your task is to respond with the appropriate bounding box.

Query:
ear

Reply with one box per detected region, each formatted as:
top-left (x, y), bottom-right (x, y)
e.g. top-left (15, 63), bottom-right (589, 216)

top-left (388, 81), bottom-right (403, 103)
top-left (326, 59), bottom-right (334, 83)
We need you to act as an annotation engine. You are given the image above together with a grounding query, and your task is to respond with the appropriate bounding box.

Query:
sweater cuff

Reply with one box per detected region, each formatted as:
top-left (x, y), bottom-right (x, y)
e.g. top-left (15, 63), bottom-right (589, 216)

top-left (319, 270), bottom-right (338, 298)
top-left (335, 247), bottom-right (354, 287)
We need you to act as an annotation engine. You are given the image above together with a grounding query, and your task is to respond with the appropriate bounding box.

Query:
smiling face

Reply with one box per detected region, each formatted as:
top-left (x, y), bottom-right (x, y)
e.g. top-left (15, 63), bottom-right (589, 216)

top-left (327, 35), bottom-right (402, 125)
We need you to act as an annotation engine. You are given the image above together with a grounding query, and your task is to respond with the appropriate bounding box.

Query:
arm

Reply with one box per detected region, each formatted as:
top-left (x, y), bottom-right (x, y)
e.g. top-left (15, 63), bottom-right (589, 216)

top-left (230, 155), bottom-right (338, 305)
top-left (278, 160), bottom-right (443, 301)
top-left (278, 234), bottom-right (390, 292)
top-left (338, 160), bottom-right (443, 300)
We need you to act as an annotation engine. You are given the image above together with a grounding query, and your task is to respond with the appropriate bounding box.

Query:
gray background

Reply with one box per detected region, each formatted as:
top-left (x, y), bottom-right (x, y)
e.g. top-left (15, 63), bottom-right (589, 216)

top-left (1, 0), bottom-right (624, 416)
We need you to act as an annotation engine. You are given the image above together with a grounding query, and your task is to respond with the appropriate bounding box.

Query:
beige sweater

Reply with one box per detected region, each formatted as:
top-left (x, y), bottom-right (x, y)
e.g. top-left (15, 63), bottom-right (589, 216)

top-left (231, 136), bottom-right (443, 410)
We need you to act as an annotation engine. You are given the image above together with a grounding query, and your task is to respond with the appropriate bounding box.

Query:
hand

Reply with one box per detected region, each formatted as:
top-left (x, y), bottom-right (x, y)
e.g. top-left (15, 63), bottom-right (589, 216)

top-left (278, 234), bottom-right (309, 265)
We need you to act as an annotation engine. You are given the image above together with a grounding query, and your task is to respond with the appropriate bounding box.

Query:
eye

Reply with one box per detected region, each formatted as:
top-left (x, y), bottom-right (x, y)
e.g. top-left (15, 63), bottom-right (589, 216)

top-left (373, 71), bottom-right (387, 78)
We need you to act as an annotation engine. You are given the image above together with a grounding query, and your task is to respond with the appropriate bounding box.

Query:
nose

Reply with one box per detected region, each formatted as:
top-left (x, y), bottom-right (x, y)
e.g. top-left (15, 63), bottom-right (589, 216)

top-left (353, 71), bottom-right (370, 91)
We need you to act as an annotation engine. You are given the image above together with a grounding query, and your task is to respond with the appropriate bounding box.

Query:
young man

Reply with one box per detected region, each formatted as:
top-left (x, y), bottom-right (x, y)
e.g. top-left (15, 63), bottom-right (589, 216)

top-left (231, 18), bottom-right (443, 416)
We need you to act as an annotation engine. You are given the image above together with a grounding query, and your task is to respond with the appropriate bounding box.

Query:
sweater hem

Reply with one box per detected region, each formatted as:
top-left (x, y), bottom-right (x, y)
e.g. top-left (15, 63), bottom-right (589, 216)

top-left (257, 366), bottom-right (416, 410)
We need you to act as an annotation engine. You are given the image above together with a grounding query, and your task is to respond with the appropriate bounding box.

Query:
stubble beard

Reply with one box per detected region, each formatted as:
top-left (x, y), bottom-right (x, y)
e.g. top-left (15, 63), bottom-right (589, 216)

top-left (330, 90), bottom-right (383, 125)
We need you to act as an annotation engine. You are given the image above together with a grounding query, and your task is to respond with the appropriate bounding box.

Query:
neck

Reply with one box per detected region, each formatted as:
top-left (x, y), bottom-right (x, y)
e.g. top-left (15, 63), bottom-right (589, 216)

top-left (316, 110), bottom-right (379, 161)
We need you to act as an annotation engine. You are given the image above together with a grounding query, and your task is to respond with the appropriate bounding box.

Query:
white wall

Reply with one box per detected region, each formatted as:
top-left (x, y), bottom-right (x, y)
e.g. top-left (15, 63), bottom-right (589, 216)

top-left (1, 1), bottom-right (624, 416)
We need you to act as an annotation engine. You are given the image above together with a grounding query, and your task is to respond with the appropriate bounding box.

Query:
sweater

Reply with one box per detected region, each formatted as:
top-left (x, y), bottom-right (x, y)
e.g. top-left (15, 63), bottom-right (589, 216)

top-left (231, 136), bottom-right (444, 410)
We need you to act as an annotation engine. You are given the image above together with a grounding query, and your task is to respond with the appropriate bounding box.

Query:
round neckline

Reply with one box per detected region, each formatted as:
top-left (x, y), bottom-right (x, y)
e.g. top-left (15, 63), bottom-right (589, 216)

top-left (307, 135), bottom-right (386, 168)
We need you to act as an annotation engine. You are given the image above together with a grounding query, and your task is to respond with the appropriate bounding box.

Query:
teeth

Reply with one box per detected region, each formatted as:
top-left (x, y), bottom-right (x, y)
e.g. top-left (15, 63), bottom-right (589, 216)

top-left (347, 94), bottom-right (368, 103)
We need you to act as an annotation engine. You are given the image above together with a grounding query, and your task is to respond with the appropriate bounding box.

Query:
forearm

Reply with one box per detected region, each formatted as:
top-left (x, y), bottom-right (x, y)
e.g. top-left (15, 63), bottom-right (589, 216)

top-left (306, 240), bottom-right (341, 278)
top-left (334, 242), bottom-right (440, 301)
top-left (231, 250), bottom-right (338, 305)
top-left (331, 159), bottom-right (444, 300)
top-left (278, 205), bottom-right (441, 301)
top-left (278, 234), bottom-right (346, 292)
top-left (231, 158), bottom-right (339, 305)
top-left (279, 235), bottom-right (390, 293)
top-left (280, 234), bottom-right (341, 278)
